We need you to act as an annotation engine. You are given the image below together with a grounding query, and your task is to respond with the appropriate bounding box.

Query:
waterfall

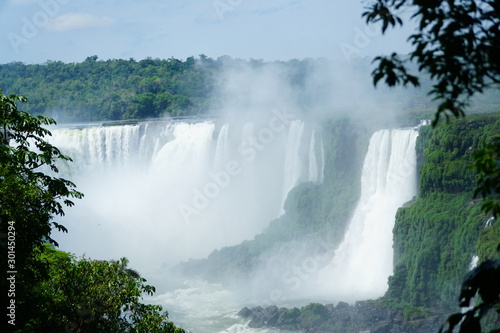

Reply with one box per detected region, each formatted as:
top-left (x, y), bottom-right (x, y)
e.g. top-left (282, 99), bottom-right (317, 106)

top-left (282, 121), bottom-right (305, 193)
top-left (213, 124), bottom-right (230, 170)
top-left (308, 130), bottom-right (324, 183)
top-left (47, 119), bottom-right (324, 270)
top-left (280, 120), bottom-right (305, 213)
top-left (469, 217), bottom-right (495, 271)
top-left (469, 256), bottom-right (479, 270)
top-left (312, 128), bottom-right (419, 301)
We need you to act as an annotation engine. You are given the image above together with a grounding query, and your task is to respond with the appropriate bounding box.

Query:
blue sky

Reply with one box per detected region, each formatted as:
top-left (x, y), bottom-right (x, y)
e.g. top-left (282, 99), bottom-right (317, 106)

top-left (0, 0), bottom-right (414, 64)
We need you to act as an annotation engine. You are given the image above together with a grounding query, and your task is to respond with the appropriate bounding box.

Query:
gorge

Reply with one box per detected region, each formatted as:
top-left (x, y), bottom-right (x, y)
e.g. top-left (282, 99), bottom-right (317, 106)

top-left (48, 114), bottom-right (325, 271)
top-left (41, 105), bottom-right (500, 332)
top-left (42, 112), bottom-right (500, 332)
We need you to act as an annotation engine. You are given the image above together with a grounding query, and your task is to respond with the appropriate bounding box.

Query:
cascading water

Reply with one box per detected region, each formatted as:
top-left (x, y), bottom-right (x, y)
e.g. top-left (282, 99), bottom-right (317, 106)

top-left (308, 128), bottom-right (419, 302)
top-left (308, 133), bottom-right (318, 183)
top-left (468, 217), bottom-right (495, 271)
top-left (280, 122), bottom-right (324, 212)
top-left (281, 120), bottom-right (305, 212)
top-left (214, 123), bottom-right (230, 170)
top-left (46, 119), bottom-right (421, 332)
top-left (48, 118), bottom-right (324, 272)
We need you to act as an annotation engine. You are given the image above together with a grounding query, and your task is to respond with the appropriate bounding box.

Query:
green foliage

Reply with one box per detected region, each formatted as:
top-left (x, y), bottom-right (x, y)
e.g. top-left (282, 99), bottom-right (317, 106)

top-left (0, 91), bottom-right (83, 247)
top-left (472, 136), bottom-right (500, 218)
top-left (22, 245), bottom-right (185, 333)
top-left (478, 221), bottom-right (500, 261)
top-left (363, 0), bottom-right (500, 125)
top-left (439, 260), bottom-right (500, 333)
top-left (0, 57), bottom-right (217, 121)
top-left (0, 91), bottom-right (84, 328)
top-left (387, 116), bottom-right (500, 309)
top-left (279, 307), bottom-right (301, 322)
top-left (0, 90), bottom-right (182, 332)
top-left (389, 192), bottom-right (485, 307)
top-left (403, 306), bottom-right (430, 321)
top-left (363, 3), bottom-right (499, 329)
top-left (419, 116), bottom-right (500, 196)
top-left (0, 56), bottom-right (339, 122)
top-left (298, 303), bottom-right (329, 324)
top-left (4, 56), bottom-right (496, 123)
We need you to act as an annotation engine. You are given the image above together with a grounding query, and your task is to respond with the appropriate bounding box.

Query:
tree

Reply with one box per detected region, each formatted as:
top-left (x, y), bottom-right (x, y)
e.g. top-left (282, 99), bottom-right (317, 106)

top-left (362, 1), bottom-right (500, 332)
top-left (363, 0), bottom-right (499, 125)
top-left (473, 136), bottom-right (500, 218)
top-left (25, 245), bottom-right (185, 333)
top-left (438, 259), bottom-right (500, 333)
top-left (0, 91), bottom-right (83, 330)
top-left (1, 91), bottom-right (185, 332)
top-left (0, 91), bottom-right (82, 254)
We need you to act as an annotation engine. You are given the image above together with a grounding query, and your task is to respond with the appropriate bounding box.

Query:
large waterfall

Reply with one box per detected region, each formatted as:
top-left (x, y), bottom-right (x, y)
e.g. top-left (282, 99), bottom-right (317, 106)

top-left (47, 120), bottom-right (420, 332)
top-left (48, 118), bottom-right (324, 271)
top-left (308, 128), bottom-right (419, 301)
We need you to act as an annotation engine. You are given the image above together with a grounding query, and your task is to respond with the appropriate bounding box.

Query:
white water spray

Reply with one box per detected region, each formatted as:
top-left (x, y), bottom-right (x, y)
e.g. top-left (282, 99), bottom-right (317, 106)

top-left (48, 119), bottom-right (324, 271)
top-left (310, 128), bottom-right (419, 301)
top-left (281, 120), bottom-right (305, 212)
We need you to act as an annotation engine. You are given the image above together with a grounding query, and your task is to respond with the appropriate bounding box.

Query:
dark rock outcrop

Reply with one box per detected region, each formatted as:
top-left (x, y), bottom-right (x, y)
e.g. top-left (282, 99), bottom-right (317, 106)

top-left (238, 301), bottom-right (447, 333)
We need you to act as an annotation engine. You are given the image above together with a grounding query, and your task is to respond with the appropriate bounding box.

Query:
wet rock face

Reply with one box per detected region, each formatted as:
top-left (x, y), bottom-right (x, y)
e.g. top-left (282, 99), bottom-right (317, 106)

top-left (238, 301), bottom-right (447, 333)
top-left (237, 306), bottom-right (253, 318)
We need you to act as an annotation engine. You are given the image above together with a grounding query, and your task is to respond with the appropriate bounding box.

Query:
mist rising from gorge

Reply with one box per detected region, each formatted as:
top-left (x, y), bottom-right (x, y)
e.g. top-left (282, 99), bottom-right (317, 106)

top-left (47, 58), bottom-right (424, 315)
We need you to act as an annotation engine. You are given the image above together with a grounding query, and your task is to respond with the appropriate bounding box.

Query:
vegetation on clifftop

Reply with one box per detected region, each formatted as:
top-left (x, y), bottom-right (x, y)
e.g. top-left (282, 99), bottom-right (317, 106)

top-left (2, 56), bottom-right (499, 124)
top-left (387, 115), bottom-right (500, 309)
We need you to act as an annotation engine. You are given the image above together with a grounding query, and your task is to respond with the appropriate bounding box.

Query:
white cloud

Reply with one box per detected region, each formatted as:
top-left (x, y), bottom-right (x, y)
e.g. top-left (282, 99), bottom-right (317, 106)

top-left (45, 13), bottom-right (113, 32)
